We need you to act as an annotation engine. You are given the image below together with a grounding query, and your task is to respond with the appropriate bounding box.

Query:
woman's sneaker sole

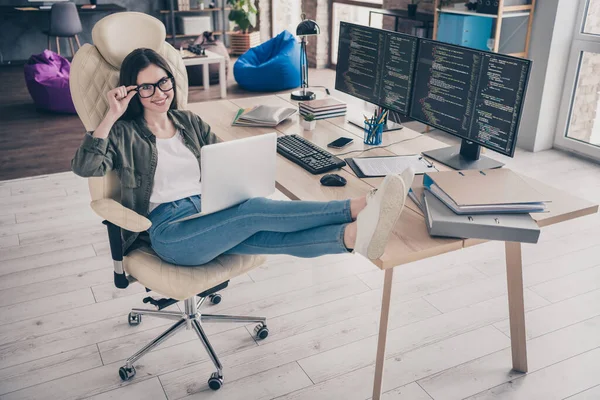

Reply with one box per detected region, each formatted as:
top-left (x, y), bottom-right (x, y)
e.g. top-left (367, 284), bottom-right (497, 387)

top-left (366, 175), bottom-right (407, 260)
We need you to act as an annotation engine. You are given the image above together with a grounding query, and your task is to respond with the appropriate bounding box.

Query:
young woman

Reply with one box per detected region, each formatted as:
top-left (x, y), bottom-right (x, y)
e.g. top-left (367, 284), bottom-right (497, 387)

top-left (72, 48), bottom-right (413, 265)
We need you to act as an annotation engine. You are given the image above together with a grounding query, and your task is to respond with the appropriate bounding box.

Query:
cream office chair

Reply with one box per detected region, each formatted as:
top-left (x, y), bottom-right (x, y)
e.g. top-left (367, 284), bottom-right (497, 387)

top-left (69, 12), bottom-right (268, 391)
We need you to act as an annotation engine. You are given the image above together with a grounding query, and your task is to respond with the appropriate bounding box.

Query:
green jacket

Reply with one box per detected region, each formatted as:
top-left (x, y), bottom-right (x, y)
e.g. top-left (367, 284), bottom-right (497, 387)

top-left (71, 109), bottom-right (218, 255)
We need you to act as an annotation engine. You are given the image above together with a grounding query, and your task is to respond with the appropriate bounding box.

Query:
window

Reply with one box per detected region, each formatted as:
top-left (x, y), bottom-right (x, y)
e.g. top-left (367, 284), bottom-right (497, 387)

top-left (271, 0), bottom-right (302, 37)
top-left (555, 0), bottom-right (600, 159)
top-left (330, 1), bottom-right (384, 65)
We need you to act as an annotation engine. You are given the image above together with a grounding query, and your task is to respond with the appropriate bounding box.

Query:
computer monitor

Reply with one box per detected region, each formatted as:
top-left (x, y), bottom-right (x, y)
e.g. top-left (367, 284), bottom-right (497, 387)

top-left (409, 39), bottom-right (531, 170)
top-left (335, 22), bottom-right (419, 132)
top-left (334, 22), bottom-right (532, 170)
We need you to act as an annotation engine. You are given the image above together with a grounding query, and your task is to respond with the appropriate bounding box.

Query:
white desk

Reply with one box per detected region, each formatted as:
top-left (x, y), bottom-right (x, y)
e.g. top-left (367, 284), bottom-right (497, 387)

top-left (182, 49), bottom-right (227, 99)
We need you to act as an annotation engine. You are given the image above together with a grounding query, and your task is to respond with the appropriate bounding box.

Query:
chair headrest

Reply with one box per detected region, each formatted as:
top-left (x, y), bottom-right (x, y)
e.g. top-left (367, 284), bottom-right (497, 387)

top-left (92, 12), bottom-right (166, 69)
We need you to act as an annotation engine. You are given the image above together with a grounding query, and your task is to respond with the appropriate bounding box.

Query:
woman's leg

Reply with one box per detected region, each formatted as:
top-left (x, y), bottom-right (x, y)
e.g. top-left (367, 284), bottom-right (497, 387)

top-left (223, 224), bottom-right (351, 258)
top-left (150, 196), bottom-right (354, 265)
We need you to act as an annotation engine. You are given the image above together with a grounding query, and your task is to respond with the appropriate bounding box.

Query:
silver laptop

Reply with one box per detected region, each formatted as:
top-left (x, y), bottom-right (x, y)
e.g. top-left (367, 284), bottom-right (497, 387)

top-left (172, 132), bottom-right (277, 223)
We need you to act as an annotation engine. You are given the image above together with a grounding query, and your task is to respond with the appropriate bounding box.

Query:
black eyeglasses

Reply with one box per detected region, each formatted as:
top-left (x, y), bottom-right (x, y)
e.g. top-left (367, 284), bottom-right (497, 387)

top-left (134, 77), bottom-right (174, 98)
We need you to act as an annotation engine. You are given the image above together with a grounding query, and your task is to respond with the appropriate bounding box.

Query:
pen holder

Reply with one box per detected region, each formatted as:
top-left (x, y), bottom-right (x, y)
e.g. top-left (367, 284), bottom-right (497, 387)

top-left (364, 120), bottom-right (384, 145)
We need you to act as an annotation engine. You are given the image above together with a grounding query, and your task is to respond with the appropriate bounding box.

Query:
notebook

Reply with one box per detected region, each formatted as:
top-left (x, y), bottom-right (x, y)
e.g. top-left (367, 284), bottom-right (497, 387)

top-left (232, 106), bottom-right (296, 127)
top-left (299, 109), bottom-right (347, 120)
top-left (298, 98), bottom-right (347, 112)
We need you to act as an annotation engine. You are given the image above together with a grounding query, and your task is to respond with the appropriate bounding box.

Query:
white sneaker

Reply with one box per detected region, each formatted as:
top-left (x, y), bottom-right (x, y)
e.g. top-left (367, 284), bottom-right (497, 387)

top-left (354, 168), bottom-right (415, 260)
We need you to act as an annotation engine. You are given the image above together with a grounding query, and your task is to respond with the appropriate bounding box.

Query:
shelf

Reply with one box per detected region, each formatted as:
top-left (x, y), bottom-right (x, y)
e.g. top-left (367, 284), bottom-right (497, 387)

top-left (503, 5), bottom-right (533, 12)
top-left (170, 31), bottom-right (234, 38)
top-left (438, 7), bottom-right (530, 19)
top-left (508, 52), bottom-right (527, 58)
top-left (174, 33), bottom-right (216, 38)
top-left (433, 0), bottom-right (535, 59)
top-left (160, 7), bottom-right (230, 13)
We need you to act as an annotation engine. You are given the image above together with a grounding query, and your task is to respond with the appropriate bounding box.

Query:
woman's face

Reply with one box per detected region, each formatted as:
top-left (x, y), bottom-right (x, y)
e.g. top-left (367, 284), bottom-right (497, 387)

top-left (136, 64), bottom-right (174, 113)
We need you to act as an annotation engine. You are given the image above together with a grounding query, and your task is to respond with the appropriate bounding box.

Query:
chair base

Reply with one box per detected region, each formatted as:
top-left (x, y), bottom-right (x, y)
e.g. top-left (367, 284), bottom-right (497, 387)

top-left (119, 293), bottom-right (268, 391)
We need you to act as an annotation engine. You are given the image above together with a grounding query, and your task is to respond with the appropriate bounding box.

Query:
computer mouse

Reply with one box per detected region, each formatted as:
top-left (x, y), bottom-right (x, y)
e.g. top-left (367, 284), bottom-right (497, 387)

top-left (320, 174), bottom-right (347, 187)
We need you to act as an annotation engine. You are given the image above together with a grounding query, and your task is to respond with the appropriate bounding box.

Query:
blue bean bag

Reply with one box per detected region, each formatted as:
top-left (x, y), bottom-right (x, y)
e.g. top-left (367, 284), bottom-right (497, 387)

top-left (234, 30), bottom-right (301, 92)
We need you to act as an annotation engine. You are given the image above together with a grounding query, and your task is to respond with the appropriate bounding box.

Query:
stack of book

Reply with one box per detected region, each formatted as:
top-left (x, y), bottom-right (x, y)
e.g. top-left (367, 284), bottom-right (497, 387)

top-left (299, 98), bottom-right (347, 120)
top-left (231, 105), bottom-right (296, 127)
top-left (415, 168), bottom-right (549, 244)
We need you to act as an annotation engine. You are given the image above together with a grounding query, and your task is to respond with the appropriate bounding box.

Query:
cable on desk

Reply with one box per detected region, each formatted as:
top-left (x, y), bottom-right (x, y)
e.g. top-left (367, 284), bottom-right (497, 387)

top-left (335, 134), bottom-right (423, 157)
top-left (309, 85), bottom-right (330, 95)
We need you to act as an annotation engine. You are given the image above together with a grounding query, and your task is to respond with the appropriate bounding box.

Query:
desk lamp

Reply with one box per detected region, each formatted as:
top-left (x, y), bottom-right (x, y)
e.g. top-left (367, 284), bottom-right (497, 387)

top-left (291, 14), bottom-right (320, 101)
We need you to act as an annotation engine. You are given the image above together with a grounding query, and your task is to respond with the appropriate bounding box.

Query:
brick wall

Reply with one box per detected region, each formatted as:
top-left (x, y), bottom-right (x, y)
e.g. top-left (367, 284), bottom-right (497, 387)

top-left (257, 0), bottom-right (272, 43)
top-left (258, 0), bottom-right (328, 68)
top-left (302, 0), bottom-right (330, 68)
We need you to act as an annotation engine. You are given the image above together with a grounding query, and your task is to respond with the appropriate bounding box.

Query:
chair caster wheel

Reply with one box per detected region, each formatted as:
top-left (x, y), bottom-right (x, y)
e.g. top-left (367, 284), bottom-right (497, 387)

top-left (254, 323), bottom-right (269, 340)
top-left (119, 365), bottom-right (136, 381)
top-left (208, 372), bottom-right (223, 390)
top-left (209, 293), bottom-right (222, 305)
top-left (128, 312), bottom-right (141, 326)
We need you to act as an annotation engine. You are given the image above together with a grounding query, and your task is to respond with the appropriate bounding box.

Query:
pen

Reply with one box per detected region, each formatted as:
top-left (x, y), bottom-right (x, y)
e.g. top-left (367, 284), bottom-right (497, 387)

top-left (377, 110), bottom-right (388, 124)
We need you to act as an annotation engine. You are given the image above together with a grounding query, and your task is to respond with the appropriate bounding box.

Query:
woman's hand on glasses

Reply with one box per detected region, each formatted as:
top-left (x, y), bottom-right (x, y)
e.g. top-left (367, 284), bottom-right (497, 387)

top-left (106, 85), bottom-right (138, 120)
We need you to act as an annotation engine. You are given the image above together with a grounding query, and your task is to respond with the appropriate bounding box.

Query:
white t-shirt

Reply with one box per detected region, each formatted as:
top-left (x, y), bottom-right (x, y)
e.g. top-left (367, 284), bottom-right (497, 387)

top-left (148, 131), bottom-right (202, 213)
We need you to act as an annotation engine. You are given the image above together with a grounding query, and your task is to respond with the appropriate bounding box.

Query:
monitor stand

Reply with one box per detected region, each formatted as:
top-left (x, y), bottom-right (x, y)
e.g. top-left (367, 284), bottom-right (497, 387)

top-left (348, 108), bottom-right (403, 132)
top-left (422, 139), bottom-right (504, 170)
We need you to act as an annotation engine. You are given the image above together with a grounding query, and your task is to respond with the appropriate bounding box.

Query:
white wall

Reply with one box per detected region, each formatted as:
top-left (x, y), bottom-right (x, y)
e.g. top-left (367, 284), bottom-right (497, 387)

top-left (517, 0), bottom-right (579, 151)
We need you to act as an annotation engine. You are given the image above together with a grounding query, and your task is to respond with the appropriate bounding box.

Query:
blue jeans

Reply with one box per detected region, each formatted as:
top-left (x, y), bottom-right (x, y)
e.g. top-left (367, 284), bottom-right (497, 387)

top-left (148, 195), bottom-right (352, 266)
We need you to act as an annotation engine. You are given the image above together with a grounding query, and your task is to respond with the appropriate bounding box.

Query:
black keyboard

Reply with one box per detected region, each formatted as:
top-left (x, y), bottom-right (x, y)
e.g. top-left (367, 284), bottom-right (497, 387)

top-left (277, 134), bottom-right (347, 174)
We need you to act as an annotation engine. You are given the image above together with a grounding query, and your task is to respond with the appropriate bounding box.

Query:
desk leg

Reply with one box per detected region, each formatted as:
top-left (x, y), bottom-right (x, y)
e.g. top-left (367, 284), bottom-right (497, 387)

top-left (219, 60), bottom-right (227, 98)
top-left (505, 241), bottom-right (528, 373)
top-left (203, 64), bottom-right (210, 92)
top-left (372, 267), bottom-right (394, 400)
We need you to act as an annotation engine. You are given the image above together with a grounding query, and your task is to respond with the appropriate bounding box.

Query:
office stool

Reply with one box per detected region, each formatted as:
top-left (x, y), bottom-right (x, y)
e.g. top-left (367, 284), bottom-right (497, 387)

top-left (44, 2), bottom-right (82, 57)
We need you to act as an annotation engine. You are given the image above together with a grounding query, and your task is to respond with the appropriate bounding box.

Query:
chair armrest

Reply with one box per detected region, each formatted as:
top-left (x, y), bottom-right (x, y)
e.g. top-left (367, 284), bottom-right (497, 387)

top-left (90, 199), bottom-right (151, 233)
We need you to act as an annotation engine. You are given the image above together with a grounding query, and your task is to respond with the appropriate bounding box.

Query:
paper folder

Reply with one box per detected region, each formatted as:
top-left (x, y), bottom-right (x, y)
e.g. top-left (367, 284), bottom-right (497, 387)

top-left (423, 168), bottom-right (549, 214)
top-left (422, 191), bottom-right (541, 244)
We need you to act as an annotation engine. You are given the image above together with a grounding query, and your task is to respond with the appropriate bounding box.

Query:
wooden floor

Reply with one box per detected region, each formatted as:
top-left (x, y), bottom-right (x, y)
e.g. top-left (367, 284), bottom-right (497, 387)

top-left (0, 132), bottom-right (600, 399)
top-left (2, 68), bottom-right (600, 399)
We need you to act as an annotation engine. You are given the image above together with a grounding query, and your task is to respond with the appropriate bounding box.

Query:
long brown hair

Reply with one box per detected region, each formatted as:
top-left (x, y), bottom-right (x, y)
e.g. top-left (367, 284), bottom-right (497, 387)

top-left (118, 48), bottom-right (178, 121)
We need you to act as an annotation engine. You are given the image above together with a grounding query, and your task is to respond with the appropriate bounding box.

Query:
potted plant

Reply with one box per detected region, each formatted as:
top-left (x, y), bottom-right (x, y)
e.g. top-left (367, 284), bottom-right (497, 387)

top-left (227, 0), bottom-right (260, 55)
top-left (301, 113), bottom-right (316, 131)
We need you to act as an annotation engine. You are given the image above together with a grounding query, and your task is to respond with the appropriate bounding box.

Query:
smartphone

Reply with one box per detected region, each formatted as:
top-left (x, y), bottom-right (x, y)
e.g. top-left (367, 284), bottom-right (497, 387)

top-left (327, 137), bottom-right (354, 149)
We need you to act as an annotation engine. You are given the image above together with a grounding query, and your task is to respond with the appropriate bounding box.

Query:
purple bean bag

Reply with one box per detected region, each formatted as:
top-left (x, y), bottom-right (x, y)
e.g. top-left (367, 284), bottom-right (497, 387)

top-left (24, 50), bottom-right (76, 114)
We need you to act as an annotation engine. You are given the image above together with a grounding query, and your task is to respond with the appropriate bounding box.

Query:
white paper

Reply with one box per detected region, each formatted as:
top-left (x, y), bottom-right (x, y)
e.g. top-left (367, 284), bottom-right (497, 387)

top-left (353, 155), bottom-right (434, 176)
